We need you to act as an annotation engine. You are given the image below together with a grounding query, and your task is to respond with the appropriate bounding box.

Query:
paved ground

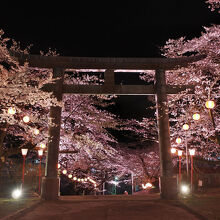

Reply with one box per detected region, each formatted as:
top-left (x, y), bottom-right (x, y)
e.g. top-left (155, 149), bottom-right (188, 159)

top-left (10, 195), bottom-right (200, 220)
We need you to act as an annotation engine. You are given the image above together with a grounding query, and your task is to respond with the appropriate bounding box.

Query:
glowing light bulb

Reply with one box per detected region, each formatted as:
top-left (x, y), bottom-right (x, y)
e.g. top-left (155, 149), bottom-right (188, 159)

top-left (21, 148), bottom-right (28, 156)
top-left (171, 148), bottom-right (176, 154)
top-left (40, 143), bottom-right (46, 149)
top-left (8, 107), bottom-right (16, 115)
top-left (12, 189), bottom-right (22, 199)
top-left (189, 149), bottom-right (195, 156)
top-left (178, 150), bottom-right (182, 157)
top-left (62, 169), bottom-right (67, 175)
top-left (23, 116), bottom-right (30, 123)
top-left (68, 174), bottom-right (72, 179)
top-left (182, 124), bottom-right (189, 130)
top-left (205, 100), bottom-right (215, 109)
top-left (181, 185), bottom-right (189, 194)
top-left (38, 149), bottom-right (43, 157)
top-left (142, 182), bottom-right (153, 189)
top-left (176, 138), bottom-right (182, 144)
top-left (193, 113), bottom-right (200, 121)
top-left (33, 128), bottom-right (40, 135)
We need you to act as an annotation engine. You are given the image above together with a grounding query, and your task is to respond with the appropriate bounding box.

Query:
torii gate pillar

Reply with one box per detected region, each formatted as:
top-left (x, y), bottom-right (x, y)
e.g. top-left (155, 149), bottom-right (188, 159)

top-left (41, 68), bottom-right (64, 200)
top-left (155, 69), bottom-right (177, 199)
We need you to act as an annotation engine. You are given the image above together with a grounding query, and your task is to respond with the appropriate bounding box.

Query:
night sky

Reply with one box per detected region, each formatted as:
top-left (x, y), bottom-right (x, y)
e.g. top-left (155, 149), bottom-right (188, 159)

top-left (0, 1), bottom-right (219, 119)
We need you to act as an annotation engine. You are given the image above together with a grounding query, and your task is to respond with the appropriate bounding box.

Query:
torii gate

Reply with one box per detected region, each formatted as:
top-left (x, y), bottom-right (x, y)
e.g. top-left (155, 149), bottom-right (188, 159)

top-left (14, 53), bottom-right (204, 200)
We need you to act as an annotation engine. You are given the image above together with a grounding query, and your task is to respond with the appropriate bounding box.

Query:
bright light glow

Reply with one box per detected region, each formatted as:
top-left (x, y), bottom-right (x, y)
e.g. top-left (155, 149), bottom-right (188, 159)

top-left (38, 149), bottom-right (43, 157)
top-left (21, 148), bottom-right (28, 156)
top-left (8, 107), bottom-right (16, 115)
top-left (73, 177), bottom-right (77, 181)
top-left (189, 149), bottom-right (195, 156)
top-left (193, 113), bottom-right (200, 121)
top-left (171, 148), bottom-right (176, 154)
top-left (68, 174), bottom-right (72, 178)
top-left (176, 138), bottom-right (182, 144)
top-left (62, 169), bottom-right (67, 175)
top-left (89, 178), bottom-right (96, 184)
top-left (57, 164), bottom-right (61, 169)
top-left (12, 189), bottom-right (22, 199)
top-left (111, 180), bottom-right (119, 186)
top-left (205, 100), bottom-right (215, 109)
top-left (33, 128), bottom-right (40, 135)
top-left (77, 178), bottom-right (81, 182)
top-left (182, 124), bottom-right (189, 130)
top-left (40, 143), bottom-right (46, 149)
top-left (23, 116), bottom-right (30, 123)
top-left (178, 150), bottom-right (182, 156)
top-left (142, 182), bottom-right (153, 189)
top-left (181, 185), bottom-right (189, 194)
top-left (84, 178), bottom-right (88, 181)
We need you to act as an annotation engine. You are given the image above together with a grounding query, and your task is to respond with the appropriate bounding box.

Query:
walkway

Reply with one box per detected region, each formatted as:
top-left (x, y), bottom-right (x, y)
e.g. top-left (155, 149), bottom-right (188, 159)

top-left (11, 195), bottom-right (200, 220)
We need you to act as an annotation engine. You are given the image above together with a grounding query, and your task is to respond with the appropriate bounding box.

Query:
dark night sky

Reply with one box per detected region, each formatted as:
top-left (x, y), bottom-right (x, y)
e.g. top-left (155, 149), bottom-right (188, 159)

top-left (0, 1), bottom-right (219, 119)
top-left (0, 1), bottom-right (219, 57)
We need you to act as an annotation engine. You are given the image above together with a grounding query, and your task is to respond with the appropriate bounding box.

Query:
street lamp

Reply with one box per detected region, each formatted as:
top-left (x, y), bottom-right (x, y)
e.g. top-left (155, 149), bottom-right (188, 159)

top-left (189, 149), bottom-right (195, 192)
top-left (178, 150), bottom-right (182, 186)
top-left (182, 124), bottom-right (189, 176)
top-left (38, 149), bottom-right (43, 194)
top-left (21, 148), bottom-right (28, 187)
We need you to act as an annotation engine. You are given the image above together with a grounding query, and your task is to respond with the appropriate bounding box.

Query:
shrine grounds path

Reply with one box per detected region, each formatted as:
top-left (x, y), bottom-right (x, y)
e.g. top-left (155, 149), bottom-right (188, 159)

top-left (0, 194), bottom-right (204, 220)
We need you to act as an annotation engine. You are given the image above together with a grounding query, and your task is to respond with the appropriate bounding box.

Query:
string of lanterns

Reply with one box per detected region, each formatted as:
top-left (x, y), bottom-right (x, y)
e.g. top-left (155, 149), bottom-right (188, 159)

top-left (58, 166), bottom-right (97, 188)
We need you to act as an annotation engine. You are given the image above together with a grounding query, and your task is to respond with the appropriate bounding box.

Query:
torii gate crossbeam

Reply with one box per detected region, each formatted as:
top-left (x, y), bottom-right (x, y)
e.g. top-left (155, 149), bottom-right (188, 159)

top-left (14, 53), bottom-right (204, 200)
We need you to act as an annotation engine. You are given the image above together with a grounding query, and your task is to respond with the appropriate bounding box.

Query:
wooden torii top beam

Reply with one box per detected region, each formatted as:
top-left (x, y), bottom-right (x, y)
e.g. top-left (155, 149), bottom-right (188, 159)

top-left (13, 52), bottom-right (205, 70)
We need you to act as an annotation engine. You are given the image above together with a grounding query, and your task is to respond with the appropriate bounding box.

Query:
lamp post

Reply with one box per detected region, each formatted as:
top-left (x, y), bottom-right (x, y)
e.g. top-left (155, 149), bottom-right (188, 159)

top-left (182, 124), bottom-right (189, 176)
top-left (178, 150), bottom-right (182, 186)
top-left (189, 149), bottom-right (195, 192)
top-left (38, 149), bottom-right (43, 194)
top-left (131, 171), bottom-right (134, 195)
top-left (21, 148), bottom-right (28, 188)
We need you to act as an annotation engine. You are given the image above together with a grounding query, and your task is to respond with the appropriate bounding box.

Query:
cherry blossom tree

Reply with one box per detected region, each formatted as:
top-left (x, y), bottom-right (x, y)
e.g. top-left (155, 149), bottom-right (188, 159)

top-left (0, 31), bottom-right (138, 189)
top-left (0, 30), bottom-right (61, 162)
top-left (139, 14), bottom-right (220, 163)
top-left (206, 0), bottom-right (220, 12)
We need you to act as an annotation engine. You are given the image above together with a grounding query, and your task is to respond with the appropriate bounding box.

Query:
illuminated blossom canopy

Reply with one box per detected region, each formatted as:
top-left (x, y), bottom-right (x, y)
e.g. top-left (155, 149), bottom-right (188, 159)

top-left (140, 25), bottom-right (220, 161)
top-left (206, 0), bottom-right (220, 12)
